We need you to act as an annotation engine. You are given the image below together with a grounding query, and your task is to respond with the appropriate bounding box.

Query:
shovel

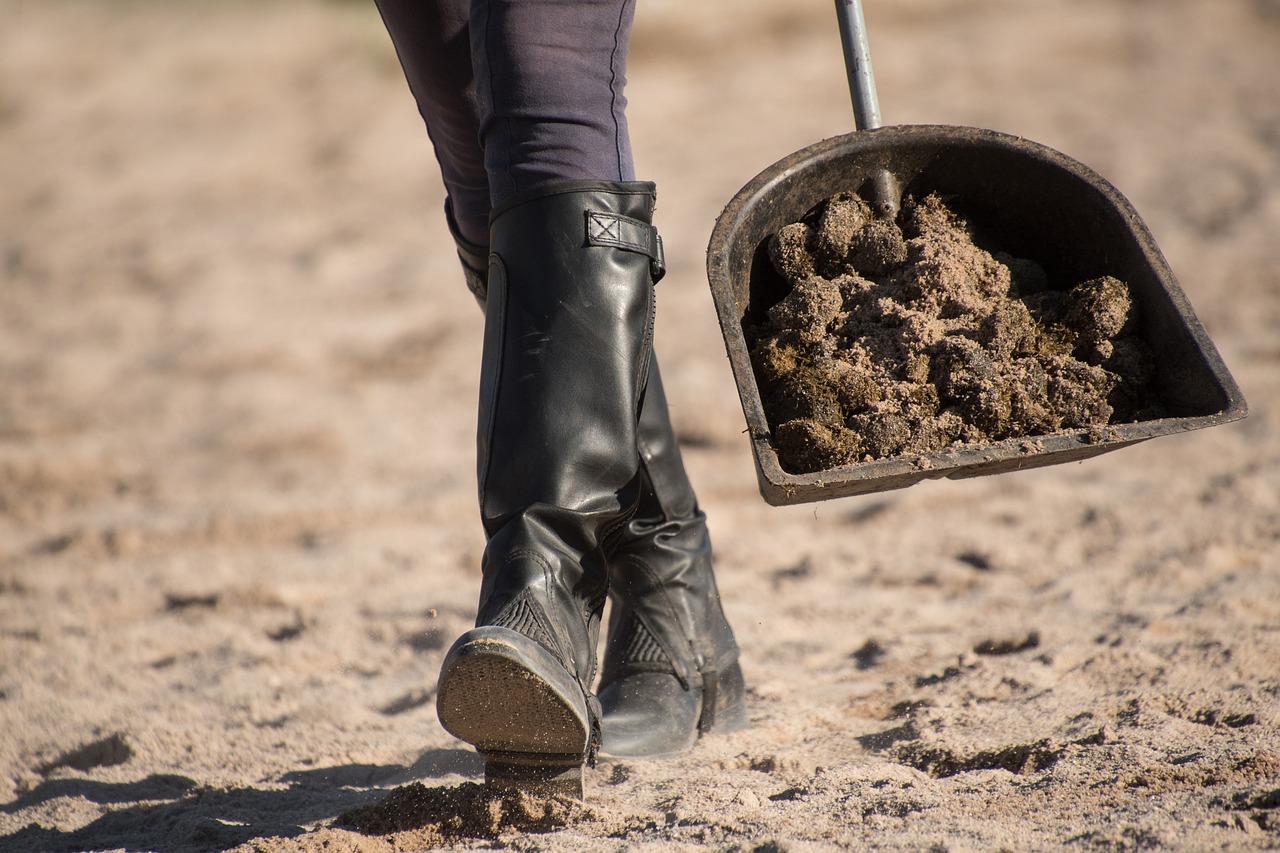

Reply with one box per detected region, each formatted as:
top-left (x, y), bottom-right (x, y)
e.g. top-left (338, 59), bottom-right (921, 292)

top-left (705, 0), bottom-right (1247, 506)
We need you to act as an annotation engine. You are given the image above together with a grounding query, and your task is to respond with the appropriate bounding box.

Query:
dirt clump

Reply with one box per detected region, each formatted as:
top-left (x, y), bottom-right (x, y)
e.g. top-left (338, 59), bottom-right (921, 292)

top-left (750, 192), bottom-right (1163, 474)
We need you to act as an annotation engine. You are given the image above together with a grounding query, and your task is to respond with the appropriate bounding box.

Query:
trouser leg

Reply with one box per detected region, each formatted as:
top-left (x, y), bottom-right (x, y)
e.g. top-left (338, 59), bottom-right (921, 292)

top-left (373, 0), bottom-right (489, 246)
top-left (469, 0), bottom-right (637, 206)
top-left (374, 0), bottom-right (639, 243)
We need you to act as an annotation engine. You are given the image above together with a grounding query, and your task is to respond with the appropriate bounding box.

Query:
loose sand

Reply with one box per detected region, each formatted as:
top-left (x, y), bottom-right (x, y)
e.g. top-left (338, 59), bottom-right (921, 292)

top-left (2, 1), bottom-right (1278, 850)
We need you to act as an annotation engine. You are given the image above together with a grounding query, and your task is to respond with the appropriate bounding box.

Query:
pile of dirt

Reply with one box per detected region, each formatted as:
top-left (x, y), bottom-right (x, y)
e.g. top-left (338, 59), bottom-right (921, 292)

top-left (748, 191), bottom-right (1164, 474)
top-left (336, 782), bottom-right (586, 845)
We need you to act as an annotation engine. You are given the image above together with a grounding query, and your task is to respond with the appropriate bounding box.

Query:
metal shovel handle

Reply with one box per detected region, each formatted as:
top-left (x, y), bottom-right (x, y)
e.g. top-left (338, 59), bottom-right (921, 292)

top-left (834, 0), bottom-right (882, 130)
top-left (834, 0), bottom-right (898, 215)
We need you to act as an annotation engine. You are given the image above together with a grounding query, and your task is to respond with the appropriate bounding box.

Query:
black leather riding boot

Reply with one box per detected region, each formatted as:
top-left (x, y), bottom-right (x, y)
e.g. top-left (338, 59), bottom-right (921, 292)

top-left (597, 362), bottom-right (747, 758)
top-left (435, 180), bottom-right (662, 795)
top-left (445, 194), bottom-right (747, 761)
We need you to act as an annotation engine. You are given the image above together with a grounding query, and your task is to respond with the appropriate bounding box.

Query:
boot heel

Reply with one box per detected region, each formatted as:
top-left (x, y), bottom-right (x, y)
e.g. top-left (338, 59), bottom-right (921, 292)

top-left (483, 753), bottom-right (585, 799)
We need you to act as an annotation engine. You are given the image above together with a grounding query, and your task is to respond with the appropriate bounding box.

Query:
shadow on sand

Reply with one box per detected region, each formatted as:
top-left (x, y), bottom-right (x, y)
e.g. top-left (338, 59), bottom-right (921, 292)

top-left (1, 749), bottom-right (483, 853)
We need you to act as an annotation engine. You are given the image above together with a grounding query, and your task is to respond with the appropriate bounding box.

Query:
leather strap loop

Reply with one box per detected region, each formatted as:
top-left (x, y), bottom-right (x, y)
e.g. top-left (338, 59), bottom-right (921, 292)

top-left (585, 210), bottom-right (666, 283)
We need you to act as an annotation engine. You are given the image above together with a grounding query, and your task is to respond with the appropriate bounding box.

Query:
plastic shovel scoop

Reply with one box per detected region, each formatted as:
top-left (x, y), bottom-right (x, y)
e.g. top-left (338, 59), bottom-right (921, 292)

top-left (705, 0), bottom-right (1247, 506)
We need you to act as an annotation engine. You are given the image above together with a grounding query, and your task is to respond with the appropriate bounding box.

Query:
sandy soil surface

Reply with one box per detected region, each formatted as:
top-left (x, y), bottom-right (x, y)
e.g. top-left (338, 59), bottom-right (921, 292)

top-left (2, 0), bottom-right (1278, 850)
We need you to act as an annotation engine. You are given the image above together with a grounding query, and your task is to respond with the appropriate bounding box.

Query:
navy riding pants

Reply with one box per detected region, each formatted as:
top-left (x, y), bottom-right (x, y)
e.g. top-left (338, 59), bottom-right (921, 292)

top-left (373, 0), bottom-right (638, 247)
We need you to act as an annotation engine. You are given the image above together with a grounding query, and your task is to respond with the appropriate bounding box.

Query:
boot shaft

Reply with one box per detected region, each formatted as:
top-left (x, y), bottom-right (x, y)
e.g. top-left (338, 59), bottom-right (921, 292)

top-left (478, 180), bottom-right (661, 539)
top-left (475, 180), bottom-right (664, 689)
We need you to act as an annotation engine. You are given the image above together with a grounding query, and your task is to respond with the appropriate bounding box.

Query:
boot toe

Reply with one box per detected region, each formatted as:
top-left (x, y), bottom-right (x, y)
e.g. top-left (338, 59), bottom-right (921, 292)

top-left (598, 671), bottom-right (701, 759)
top-left (599, 662), bottom-right (749, 759)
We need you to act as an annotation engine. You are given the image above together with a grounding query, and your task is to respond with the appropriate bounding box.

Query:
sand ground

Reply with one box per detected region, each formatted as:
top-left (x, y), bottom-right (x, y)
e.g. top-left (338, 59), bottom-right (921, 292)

top-left (1, 0), bottom-right (1278, 850)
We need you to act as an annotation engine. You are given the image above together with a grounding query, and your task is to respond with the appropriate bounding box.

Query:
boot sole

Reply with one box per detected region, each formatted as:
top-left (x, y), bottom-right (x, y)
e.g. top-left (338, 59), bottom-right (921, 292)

top-left (437, 626), bottom-right (591, 794)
